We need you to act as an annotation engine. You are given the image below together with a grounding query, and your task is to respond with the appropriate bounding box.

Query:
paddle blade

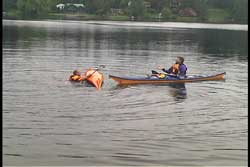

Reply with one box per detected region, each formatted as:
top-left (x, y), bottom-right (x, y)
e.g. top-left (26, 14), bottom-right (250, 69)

top-left (151, 70), bottom-right (159, 74)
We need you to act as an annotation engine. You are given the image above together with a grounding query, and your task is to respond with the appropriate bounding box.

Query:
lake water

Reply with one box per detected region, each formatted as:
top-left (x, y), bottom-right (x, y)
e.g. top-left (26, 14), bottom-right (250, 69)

top-left (3, 20), bottom-right (248, 166)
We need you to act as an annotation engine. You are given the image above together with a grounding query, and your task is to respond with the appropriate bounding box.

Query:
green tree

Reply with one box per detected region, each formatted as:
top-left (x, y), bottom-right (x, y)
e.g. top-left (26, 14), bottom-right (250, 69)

top-left (120, 0), bottom-right (130, 9)
top-left (207, 0), bottom-right (248, 23)
top-left (207, 0), bottom-right (234, 9)
top-left (49, 0), bottom-right (61, 12)
top-left (3, 0), bottom-right (18, 11)
top-left (231, 0), bottom-right (248, 23)
top-left (162, 7), bottom-right (172, 20)
top-left (97, 0), bottom-right (112, 15)
top-left (17, 0), bottom-right (53, 18)
top-left (109, 0), bottom-right (121, 8)
top-left (128, 0), bottom-right (146, 19)
top-left (182, 0), bottom-right (208, 20)
top-left (196, 0), bottom-right (208, 20)
top-left (147, 0), bottom-right (170, 12)
top-left (85, 0), bottom-right (111, 15)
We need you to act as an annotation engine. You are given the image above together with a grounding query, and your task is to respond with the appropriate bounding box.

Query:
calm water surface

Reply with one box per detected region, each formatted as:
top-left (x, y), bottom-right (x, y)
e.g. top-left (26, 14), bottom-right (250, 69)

top-left (3, 20), bottom-right (248, 166)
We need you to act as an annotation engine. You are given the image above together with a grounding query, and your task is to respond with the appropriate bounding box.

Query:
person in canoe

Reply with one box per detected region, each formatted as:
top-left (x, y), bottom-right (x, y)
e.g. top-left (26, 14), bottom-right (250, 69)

top-left (69, 70), bottom-right (84, 81)
top-left (151, 56), bottom-right (187, 79)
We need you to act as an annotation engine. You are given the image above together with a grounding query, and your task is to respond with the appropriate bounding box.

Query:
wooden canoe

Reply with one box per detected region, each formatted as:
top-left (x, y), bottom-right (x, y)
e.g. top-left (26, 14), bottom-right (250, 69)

top-left (109, 72), bottom-right (226, 85)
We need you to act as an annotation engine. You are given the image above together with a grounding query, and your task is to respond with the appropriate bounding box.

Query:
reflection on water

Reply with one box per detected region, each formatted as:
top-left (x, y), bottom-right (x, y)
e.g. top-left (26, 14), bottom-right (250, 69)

top-left (196, 29), bottom-right (248, 57)
top-left (3, 20), bottom-right (248, 166)
top-left (3, 25), bottom-right (48, 49)
top-left (168, 83), bottom-right (187, 102)
top-left (112, 83), bottom-right (187, 102)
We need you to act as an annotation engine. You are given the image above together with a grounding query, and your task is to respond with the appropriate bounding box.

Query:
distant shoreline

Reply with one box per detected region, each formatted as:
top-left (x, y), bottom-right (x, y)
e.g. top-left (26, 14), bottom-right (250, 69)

top-left (3, 17), bottom-right (245, 25)
top-left (3, 19), bottom-right (248, 31)
top-left (3, 12), bottom-right (247, 25)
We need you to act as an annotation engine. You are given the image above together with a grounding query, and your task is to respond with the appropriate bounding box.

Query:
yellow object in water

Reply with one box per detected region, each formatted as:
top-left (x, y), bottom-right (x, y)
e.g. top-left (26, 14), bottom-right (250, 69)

top-left (72, 75), bottom-right (81, 80)
top-left (159, 73), bottom-right (167, 79)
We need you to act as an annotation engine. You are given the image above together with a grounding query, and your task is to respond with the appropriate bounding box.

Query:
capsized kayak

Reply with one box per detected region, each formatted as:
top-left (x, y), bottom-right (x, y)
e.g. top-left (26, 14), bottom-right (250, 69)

top-left (84, 69), bottom-right (104, 90)
top-left (109, 72), bottom-right (226, 85)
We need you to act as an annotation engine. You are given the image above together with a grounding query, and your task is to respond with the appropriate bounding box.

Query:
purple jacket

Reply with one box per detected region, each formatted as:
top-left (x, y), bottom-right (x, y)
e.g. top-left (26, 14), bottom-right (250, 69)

top-left (162, 64), bottom-right (187, 77)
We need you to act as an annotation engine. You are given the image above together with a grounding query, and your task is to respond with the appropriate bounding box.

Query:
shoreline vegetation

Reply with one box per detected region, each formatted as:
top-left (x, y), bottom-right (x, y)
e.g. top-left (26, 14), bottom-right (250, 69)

top-left (3, 0), bottom-right (248, 24)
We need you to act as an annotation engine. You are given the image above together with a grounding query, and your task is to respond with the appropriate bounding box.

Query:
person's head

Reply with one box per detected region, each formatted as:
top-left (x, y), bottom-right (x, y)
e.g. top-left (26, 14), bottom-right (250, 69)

top-left (73, 70), bottom-right (80, 76)
top-left (176, 56), bottom-right (184, 64)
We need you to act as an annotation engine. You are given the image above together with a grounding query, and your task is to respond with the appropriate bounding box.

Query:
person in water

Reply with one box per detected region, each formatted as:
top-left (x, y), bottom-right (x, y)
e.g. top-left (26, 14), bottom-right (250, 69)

top-left (69, 70), bottom-right (84, 81)
top-left (152, 56), bottom-right (187, 79)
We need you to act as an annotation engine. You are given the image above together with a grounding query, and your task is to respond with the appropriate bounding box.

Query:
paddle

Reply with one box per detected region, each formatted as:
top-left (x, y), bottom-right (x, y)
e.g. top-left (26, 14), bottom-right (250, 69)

top-left (149, 69), bottom-right (178, 78)
top-left (151, 70), bottom-right (159, 75)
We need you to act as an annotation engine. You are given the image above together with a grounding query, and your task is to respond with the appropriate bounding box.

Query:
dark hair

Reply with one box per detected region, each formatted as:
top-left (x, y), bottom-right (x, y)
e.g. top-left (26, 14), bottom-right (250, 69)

top-left (73, 70), bottom-right (79, 75)
top-left (177, 56), bottom-right (184, 64)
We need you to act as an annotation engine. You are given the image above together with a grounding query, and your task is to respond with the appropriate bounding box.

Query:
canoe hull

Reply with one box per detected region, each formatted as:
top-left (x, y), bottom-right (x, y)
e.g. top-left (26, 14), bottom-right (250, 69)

top-left (109, 72), bottom-right (226, 85)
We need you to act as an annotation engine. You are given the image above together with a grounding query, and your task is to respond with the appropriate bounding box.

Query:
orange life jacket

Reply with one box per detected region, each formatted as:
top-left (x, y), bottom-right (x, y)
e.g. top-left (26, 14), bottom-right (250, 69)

top-left (84, 69), bottom-right (104, 90)
top-left (172, 63), bottom-right (180, 74)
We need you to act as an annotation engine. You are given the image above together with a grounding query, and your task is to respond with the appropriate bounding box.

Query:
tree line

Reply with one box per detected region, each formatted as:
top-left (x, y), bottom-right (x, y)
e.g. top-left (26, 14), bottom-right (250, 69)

top-left (3, 0), bottom-right (248, 23)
